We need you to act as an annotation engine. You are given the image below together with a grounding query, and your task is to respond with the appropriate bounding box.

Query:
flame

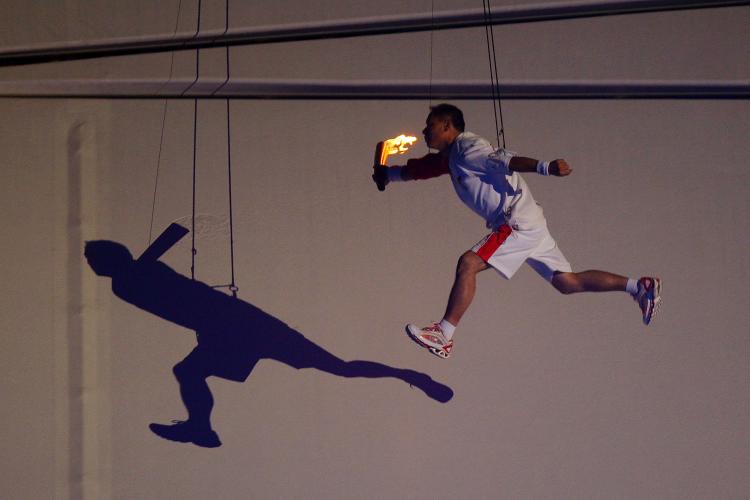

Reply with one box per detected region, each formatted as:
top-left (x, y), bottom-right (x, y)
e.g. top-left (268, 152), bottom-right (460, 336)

top-left (380, 134), bottom-right (417, 165)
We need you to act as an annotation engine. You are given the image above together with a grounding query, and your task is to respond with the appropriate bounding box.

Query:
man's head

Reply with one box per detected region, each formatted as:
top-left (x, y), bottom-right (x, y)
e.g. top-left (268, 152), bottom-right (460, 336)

top-left (84, 240), bottom-right (134, 277)
top-left (423, 103), bottom-right (464, 152)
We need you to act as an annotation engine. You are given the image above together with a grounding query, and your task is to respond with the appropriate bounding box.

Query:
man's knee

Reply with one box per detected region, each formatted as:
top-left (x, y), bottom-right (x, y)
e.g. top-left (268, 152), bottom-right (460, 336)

top-left (173, 360), bottom-right (190, 380)
top-left (173, 354), bottom-right (210, 381)
top-left (552, 272), bottom-right (580, 294)
top-left (457, 251), bottom-right (487, 275)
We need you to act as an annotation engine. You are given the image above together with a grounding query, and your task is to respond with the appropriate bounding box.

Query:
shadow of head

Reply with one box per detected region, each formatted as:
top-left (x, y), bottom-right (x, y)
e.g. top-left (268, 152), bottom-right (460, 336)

top-left (84, 240), bottom-right (134, 277)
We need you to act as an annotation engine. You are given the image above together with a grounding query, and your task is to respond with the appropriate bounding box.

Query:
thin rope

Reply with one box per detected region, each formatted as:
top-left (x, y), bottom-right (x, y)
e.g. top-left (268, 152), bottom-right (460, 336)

top-left (148, 0), bottom-right (185, 245)
top-left (482, 0), bottom-right (501, 149)
top-left (223, 0), bottom-right (238, 297)
top-left (191, 97), bottom-right (198, 280)
top-left (225, 97), bottom-right (237, 297)
top-left (428, 0), bottom-right (434, 109)
top-left (190, 0), bottom-right (203, 280)
top-left (181, 0), bottom-right (202, 97)
top-left (200, 0), bottom-right (238, 296)
top-left (154, 0), bottom-right (184, 98)
top-left (148, 102), bottom-right (169, 245)
top-left (485, 0), bottom-right (507, 148)
top-left (210, 0), bottom-right (231, 97)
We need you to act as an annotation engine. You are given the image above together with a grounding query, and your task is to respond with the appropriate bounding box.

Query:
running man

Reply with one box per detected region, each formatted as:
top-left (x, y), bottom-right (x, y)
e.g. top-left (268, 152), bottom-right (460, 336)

top-left (372, 103), bottom-right (661, 359)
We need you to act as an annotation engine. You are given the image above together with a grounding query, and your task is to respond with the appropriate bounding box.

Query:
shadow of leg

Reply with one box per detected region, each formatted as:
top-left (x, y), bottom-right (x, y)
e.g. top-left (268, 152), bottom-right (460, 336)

top-left (149, 347), bottom-right (223, 448)
top-left (285, 340), bottom-right (454, 403)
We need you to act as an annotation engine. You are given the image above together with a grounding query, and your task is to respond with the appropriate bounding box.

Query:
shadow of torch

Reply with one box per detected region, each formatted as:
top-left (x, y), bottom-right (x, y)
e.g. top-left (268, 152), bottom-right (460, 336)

top-left (137, 223), bottom-right (189, 263)
top-left (374, 134), bottom-right (418, 191)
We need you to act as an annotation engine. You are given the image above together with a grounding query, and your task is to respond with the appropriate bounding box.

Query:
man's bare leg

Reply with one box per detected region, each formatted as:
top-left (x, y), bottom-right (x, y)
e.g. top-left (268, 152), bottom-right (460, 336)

top-left (551, 270), bottom-right (662, 325)
top-left (443, 251), bottom-right (490, 325)
top-left (550, 270), bottom-right (628, 294)
top-left (405, 251), bottom-right (489, 359)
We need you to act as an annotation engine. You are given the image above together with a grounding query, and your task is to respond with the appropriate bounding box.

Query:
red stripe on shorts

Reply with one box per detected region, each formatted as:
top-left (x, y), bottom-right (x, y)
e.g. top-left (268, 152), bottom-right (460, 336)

top-left (475, 224), bottom-right (512, 262)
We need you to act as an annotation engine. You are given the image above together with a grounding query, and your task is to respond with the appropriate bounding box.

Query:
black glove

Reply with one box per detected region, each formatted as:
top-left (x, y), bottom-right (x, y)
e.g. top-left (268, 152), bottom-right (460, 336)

top-left (372, 165), bottom-right (389, 192)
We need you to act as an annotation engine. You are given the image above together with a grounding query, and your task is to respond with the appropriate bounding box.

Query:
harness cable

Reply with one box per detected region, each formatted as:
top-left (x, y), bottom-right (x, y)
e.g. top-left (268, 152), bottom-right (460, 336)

top-left (188, 1), bottom-right (203, 280)
top-left (148, 0), bottom-right (238, 296)
top-left (211, 0), bottom-right (239, 298)
top-left (148, 0), bottom-right (185, 245)
top-left (482, 0), bottom-right (507, 149)
top-left (211, 0), bottom-right (231, 97)
top-left (224, 91), bottom-right (238, 298)
top-left (428, 0), bottom-right (434, 109)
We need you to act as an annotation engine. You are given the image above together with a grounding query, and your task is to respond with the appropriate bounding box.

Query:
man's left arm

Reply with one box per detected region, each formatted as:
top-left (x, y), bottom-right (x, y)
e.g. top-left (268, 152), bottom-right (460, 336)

top-left (508, 156), bottom-right (573, 177)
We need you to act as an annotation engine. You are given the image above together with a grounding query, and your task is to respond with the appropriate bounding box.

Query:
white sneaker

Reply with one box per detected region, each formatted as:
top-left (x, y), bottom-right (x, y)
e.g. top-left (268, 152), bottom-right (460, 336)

top-left (634, 277), bottom-right (662, 325)
top-left (405, 322), bottom-right (454, 359)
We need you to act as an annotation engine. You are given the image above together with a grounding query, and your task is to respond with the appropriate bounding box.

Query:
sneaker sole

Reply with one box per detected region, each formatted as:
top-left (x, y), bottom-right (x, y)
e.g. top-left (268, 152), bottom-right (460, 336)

top-left (644, 278), bottom-right (662, 325)
top-left (405, 325), bottom-right (450, 359)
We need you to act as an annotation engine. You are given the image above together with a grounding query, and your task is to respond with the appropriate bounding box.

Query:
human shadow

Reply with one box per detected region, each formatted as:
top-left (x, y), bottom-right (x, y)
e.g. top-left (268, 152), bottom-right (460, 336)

top-left (84, 239), bottom-right (453, 448)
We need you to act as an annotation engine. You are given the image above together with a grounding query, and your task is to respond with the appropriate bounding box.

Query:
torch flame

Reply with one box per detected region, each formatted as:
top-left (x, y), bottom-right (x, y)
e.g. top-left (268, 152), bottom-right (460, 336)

top-left (379, 134), bottom-right (417, 165)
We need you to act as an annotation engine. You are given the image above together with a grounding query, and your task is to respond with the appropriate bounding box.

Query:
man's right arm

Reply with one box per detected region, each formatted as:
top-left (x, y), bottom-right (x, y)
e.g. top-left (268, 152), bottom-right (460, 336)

top-left (373, 153), bottom-right (449, 189)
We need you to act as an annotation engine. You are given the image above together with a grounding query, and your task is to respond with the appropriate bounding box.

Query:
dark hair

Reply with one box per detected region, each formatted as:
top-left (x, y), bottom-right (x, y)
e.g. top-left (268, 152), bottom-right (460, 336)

top-left (84, 240), bottom-right (134, 277)
top-left (429, 103), bottom-right (465, 132)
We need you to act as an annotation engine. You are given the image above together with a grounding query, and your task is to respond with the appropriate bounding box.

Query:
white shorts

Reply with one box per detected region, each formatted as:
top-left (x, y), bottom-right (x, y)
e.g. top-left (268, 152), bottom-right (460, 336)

top-left (471, 223), bottom-right (572, 281)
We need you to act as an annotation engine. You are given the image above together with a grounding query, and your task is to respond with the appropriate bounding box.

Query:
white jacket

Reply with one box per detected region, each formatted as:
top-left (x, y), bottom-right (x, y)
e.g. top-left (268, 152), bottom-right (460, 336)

top-left (449, 132), bottom-right (546, 230)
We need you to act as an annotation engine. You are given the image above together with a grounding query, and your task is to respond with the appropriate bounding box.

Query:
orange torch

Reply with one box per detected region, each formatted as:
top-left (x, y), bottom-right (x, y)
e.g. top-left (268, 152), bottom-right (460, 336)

top-left (373, 134), bottom-right (418, 191)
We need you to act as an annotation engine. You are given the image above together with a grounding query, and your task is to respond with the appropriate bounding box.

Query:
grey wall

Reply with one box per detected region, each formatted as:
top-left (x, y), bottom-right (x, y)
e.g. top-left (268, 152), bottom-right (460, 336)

top-left (1, 2), bottom-right (749, 499)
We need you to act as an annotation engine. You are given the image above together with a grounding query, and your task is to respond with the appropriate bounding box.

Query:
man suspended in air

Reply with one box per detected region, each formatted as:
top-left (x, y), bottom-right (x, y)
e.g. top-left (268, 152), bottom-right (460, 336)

top-left (372, 103), bottom-right (661, 359)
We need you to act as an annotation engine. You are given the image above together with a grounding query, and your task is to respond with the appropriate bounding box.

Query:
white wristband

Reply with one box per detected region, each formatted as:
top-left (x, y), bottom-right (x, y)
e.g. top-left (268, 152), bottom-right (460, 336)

top-left (387, 166), bottom-right (404, 182)
top-left (536, 160), bottom-right (550, 176)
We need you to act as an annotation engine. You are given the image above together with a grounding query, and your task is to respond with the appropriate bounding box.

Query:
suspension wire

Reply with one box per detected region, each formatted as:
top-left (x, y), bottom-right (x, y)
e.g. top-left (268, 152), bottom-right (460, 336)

top-left (428, 0), bottom-right (434, 109)
top-left (148, 0), bottom-right (185, 245)
top-left (201, 0), bottom-right (239, 296)
top-left (191, 96), bottom-right (198, 280)
top-left (485, 0), bottom-right (507, 148)
top-left (482, 0), bottom-right (501, 148)
top-left (148, 100), bottom-right (170, 245)
top-left (224, 0), bottom-right (239, 298)
top-left (181, 0), bottom-right (202, 97)
top-left (210, 0), bottom-right (231, 97)
top-left (190, 0), bottom-right (203, 280)
top-left (154, 0), bottom-right (185, 98)
top-left (225, 96), bottom-right (238, 297)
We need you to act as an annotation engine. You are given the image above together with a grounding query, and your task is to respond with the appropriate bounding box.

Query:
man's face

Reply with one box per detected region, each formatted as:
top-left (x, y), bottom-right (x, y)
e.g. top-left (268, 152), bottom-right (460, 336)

top-left (422, 113), bottom-right (454, 152)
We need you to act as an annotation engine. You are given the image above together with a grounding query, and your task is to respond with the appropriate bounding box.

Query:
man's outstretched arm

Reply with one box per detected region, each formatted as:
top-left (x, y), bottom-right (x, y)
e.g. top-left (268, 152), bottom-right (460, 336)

top-left (509, 156), bottom-right (573, 177)
top-left (372, 153), bottom-right (450, 189)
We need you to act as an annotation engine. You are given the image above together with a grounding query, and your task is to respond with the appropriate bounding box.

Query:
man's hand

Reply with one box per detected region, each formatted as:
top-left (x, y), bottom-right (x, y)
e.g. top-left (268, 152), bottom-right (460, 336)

top-left (550, 159), bottom-right (572, 177)
top-left (372, 164), bottom-right (389, 191)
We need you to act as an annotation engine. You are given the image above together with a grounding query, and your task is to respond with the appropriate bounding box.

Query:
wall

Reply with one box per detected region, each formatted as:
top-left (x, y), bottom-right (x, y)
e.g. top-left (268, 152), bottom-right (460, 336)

top-left (1, 2), bottom-right (749, 499)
